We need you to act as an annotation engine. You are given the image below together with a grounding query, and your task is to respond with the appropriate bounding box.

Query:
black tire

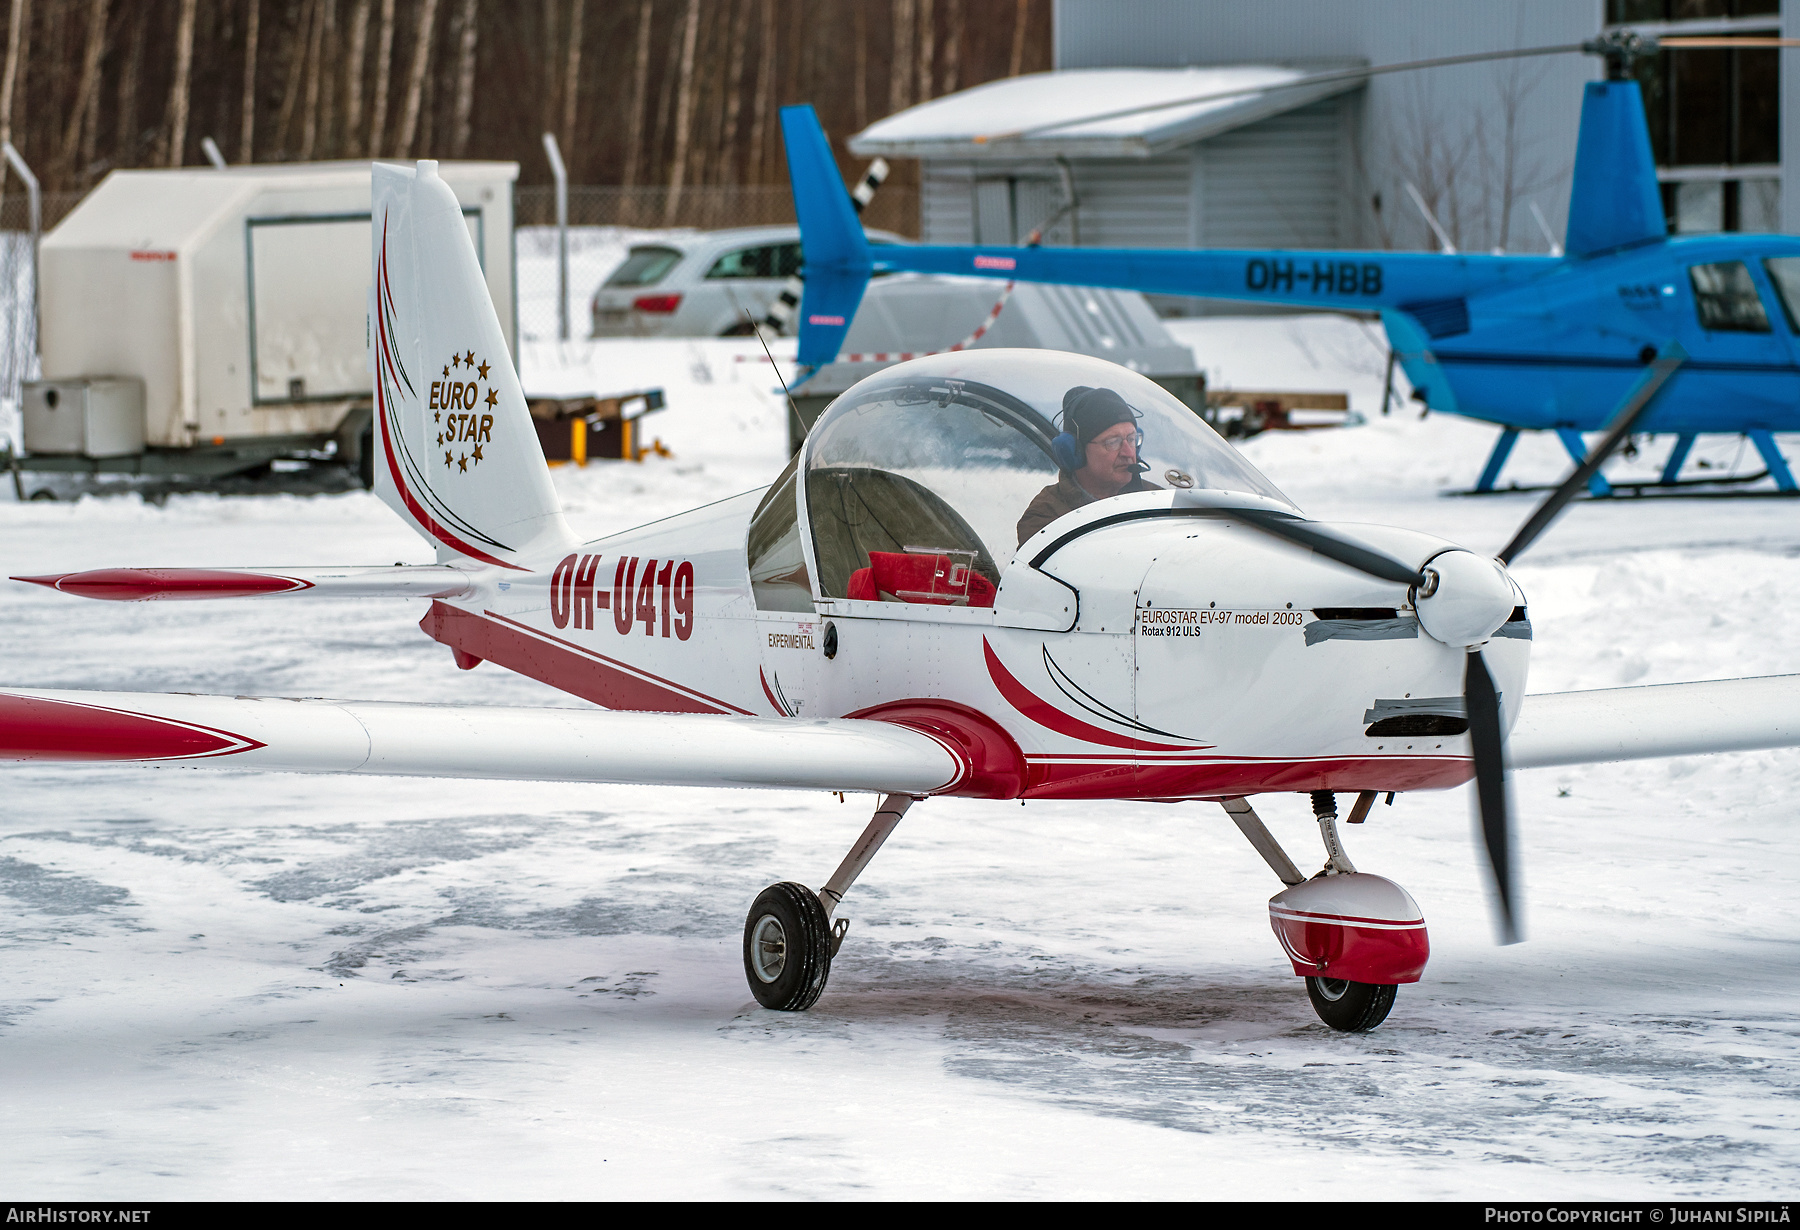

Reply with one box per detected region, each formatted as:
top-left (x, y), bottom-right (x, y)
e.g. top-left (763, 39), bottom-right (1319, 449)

top-left (1305, 977), bottom-right (1398, 1032)
top-left (742, 882), bottom-right (833, 1011)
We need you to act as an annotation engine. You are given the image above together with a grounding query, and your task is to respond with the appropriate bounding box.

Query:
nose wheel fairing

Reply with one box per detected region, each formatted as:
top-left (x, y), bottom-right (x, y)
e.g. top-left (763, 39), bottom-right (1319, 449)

top-left (1222, 793), bottom-right (1430, 1032)
top-left (1269, 874), bottom-right (1430, 985)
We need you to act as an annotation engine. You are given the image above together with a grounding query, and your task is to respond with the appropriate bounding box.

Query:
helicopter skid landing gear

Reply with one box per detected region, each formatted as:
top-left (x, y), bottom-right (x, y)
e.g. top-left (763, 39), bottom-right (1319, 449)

top-left (742, 793), bottom-right (915, 1011)
top-left (1221, 793), bottom-right (1428, 1032)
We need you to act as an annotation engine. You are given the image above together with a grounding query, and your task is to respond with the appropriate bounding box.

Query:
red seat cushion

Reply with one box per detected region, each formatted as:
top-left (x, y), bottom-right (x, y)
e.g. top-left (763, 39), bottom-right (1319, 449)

top-left (858, 551), bottom-right (995, 608)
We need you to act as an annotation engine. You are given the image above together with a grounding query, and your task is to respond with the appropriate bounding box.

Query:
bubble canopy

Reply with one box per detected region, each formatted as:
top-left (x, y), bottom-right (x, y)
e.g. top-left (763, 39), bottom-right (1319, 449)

top-left (790, 350), bottom-right (1293, 606)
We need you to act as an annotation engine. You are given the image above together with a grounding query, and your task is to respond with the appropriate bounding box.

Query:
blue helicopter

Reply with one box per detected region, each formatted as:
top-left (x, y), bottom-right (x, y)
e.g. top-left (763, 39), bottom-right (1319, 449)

top-left (782, 32), bottom-right (1800, 496)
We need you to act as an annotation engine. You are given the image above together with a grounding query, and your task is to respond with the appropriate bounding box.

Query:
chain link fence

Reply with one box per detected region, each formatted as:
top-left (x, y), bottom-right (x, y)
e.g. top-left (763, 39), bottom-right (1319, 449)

top-left (0, 191), bottom-right (82, 449)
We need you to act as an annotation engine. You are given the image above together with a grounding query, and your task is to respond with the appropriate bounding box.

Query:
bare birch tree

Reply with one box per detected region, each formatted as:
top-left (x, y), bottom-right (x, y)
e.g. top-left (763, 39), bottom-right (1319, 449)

top-left (165, 0), bottom-right (199, 165)
top-left (394, 0), bottom-right (439, 159)
top-left (721, 0), bottom-right (751, 183)
top-left (621, 0), bottom-right (652, 190)
top-left (342, 0), bottom-right (369, 155)
top-left (916, 0), bottom-right (933, 105)
top-left (561, 0), bottom-right (583, 155)
top-left (889, 0), bottom-right (914, 115)
top-left (299, 0), bottom-right (328, 159)
top-left (1008, 0), bottom-right (1028, 77)
top-left (663, 0), bottom-right (699, 223)
top-left (59, 0), bottom-right (105, 179)
top-left (940, 0), bottom-right (961, 96)
top-left (0, 0), bottom-right (26, 155)
top-left (274, 1), bottom-right (315, 157)
top-left (747, 0), bottom-right (774, 183)
top-left (240, 0), bottom-right (261, 160)
top-left (452, 0), bottom-right (477, 156)
top-left (367, 0), bottom-right (396, 155)
top-left (853, 0), bottom-right (867, 130)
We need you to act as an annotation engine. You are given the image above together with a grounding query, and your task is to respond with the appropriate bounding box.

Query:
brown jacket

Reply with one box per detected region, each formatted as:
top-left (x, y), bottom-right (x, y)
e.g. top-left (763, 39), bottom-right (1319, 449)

top-left (1016, 472), bottom-right (1161, 545)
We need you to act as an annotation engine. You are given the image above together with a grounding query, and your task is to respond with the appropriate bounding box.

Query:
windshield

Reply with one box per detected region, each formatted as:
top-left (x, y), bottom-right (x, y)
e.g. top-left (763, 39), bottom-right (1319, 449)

top-left (604, 246), bottom-right (683, 287)
top-left (803, 350), bottom-right (1292, 604)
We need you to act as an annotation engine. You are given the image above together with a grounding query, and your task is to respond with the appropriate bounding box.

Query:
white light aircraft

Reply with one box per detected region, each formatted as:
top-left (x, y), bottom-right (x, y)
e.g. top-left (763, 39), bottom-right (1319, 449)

top-left (7, 162), bottom-right (1799, 1032)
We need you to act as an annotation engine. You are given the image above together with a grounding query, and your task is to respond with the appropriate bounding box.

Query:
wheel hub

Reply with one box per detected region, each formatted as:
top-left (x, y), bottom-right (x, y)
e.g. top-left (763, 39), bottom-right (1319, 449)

top-left (750, 913), bottom-right (787, 983)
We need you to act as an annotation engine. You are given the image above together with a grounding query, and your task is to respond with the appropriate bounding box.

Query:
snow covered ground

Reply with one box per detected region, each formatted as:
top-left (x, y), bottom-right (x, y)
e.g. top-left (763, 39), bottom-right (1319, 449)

top-left (3, 319), bottom-right (1799, 1200)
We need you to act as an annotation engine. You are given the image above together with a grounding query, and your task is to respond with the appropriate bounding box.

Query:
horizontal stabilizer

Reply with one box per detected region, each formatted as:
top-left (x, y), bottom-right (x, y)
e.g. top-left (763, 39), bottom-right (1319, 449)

top-left (1509, 675), bottom-right (1800, 768)
top-left (11, 565), bottom-right (472, 601)
top-left (0, 688), bottom-right (961, 794)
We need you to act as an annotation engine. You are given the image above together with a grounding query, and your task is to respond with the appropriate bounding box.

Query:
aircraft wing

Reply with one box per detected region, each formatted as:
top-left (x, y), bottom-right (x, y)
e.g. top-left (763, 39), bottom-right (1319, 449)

top-left (0, 689), bottom-right (962, 794)
top-left (1509, 675), bottom-right (1800, 769)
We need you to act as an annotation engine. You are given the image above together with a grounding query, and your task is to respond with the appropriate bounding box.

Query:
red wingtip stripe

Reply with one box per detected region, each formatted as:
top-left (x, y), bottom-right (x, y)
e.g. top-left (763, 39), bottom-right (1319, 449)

top-left (13, 569), bottom-right (313, 601)
top-left (0, 693), bottom-right (264, 761)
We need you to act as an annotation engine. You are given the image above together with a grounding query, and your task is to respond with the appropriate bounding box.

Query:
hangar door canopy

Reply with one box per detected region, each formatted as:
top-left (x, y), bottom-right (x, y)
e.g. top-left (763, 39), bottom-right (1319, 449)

top-left (247, 209), bottom-right (484, 405)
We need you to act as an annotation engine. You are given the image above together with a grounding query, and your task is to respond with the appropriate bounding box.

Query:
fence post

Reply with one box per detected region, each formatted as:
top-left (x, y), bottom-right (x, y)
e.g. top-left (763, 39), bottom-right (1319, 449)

top-left (2, 141), bottom-right (39, 391)
top-left (541, 132), bottom-right (569, 342)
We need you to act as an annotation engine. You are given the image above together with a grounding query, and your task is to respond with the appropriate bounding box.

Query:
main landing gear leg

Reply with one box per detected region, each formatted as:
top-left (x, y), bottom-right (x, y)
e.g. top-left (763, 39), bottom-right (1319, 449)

top-left (742, 793), bottom-right (914, 1012)
top-left (1221, 793), bottom-right (1402, 1033)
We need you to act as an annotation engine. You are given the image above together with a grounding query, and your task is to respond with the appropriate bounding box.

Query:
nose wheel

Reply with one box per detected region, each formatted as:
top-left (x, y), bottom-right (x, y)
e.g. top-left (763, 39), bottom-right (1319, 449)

top-left (1305, 976), bottom-right (1397, 1032)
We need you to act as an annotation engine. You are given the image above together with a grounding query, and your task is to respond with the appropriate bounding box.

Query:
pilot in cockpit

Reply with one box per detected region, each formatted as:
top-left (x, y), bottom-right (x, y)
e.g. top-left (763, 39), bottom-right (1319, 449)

top-left (1016, 386), bottom-right (1162, 545)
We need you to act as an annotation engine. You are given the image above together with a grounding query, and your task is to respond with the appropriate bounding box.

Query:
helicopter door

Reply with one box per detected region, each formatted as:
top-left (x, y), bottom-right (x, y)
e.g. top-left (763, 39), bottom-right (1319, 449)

top-left (1684, 261), bottom-right (1793, 419)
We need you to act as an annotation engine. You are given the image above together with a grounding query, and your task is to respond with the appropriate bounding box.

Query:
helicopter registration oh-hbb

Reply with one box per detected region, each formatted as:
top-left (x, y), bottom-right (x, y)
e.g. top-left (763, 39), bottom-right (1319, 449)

top-left (4, 160), bottom-right (1798, 1031)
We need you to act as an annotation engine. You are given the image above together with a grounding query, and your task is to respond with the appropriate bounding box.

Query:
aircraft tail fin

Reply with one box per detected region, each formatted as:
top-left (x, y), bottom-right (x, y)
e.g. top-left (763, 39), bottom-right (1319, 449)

top-left (1564, 80), bottom-right (1666, 259)
top-left (370, 161), bottom-right (573, 570)
top-left (780, 105), bottom-right (873, 368)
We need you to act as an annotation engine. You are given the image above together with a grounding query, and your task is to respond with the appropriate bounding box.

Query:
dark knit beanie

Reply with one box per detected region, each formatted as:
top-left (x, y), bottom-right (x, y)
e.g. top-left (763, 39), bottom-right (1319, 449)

top-left (1060, 386), bottom-right (1138, 444)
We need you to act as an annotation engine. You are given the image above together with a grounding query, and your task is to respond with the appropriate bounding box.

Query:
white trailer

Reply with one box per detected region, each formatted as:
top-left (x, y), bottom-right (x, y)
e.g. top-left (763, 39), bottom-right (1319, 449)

top-left (23, 159), bottom-right (517, 482)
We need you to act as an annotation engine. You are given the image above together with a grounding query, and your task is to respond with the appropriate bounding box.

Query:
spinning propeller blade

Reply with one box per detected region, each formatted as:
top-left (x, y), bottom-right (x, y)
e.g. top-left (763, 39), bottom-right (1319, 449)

top-left (1221, 508), bottom-right (1428, 588)
top-left (1464, 646), bottom-right (1517, 944)
top-left (1497, 342), bottom-right (1685, 565)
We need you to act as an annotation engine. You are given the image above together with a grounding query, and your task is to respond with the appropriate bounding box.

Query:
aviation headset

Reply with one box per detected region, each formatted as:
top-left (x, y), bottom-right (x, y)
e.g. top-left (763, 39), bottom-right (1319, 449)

top-left (1052, 385), bottom-right (1149, 474)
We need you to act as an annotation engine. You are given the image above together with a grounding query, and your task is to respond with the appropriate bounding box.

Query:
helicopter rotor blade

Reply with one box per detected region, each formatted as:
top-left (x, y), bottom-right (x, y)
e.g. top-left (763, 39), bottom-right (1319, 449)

top-left (973, 35), bottom-right (1800, 147)
top-left (1657, 37), bottom-right (1800, 48)
top-left (1221, 508), bottom-right (1429, 588)
top-left (1495, 342), bottom-right (1686, 566)
top-left (973, 45), bottom-right (1584, 144)
top-left (1464, 647), bottom-right (1518, 944)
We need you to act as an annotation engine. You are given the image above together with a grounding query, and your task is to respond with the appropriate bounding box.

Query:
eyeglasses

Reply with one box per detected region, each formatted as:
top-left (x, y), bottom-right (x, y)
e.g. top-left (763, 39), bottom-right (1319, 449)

top-left (1090, 431), bottom-right (1143, 453)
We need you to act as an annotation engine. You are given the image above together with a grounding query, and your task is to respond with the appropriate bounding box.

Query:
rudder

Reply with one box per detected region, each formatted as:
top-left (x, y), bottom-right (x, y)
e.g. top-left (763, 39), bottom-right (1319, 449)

top-left (370, 160), bottom-right (572, 568)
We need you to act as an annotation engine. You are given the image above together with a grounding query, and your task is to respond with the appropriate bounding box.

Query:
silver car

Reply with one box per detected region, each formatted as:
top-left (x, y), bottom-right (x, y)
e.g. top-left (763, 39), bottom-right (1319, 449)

top-left (589, 225), bottom-right (905, 338)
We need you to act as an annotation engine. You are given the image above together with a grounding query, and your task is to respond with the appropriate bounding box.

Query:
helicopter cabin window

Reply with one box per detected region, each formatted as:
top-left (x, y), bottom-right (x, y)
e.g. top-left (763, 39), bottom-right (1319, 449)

top-left (801, 352), bottom-right (1295, 610)
top-left (1761, 259), bottom-right (1800, 333)
top-left (746, 455), bottom-right (814, 612)
top-left (1688, 261), bottom-right (1771, 332)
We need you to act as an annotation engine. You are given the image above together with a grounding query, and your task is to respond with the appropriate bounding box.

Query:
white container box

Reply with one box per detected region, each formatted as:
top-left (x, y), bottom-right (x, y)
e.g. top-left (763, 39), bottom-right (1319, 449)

top-left (22, 377), bottom-right (147, 457)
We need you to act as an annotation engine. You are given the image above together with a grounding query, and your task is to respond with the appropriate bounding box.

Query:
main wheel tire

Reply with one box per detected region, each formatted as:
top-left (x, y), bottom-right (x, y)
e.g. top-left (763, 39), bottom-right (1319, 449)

top-left (743, 882), bottom-right (833, 1011)
top-left (1305, 976), bottom-right (1397, 1032)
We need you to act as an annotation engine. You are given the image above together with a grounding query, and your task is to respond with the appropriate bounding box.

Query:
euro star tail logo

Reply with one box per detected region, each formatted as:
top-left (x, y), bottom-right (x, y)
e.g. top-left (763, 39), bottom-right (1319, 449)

top-left (430, 349), bottom-right (499, 472)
